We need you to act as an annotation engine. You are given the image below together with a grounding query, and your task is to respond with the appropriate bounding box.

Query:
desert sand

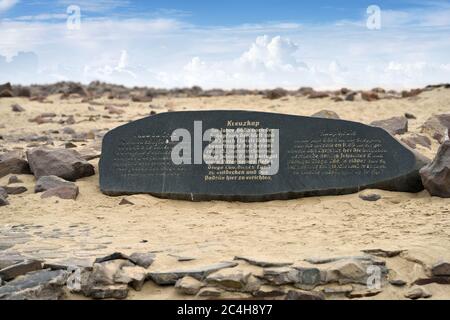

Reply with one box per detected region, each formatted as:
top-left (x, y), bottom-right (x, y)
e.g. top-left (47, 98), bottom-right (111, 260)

top-left (1, 86), bottom-right (450, 300)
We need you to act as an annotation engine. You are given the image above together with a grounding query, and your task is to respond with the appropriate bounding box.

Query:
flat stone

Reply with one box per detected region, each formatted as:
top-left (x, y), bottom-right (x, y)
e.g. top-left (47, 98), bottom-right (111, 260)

top-left (261, 267), bottom-right (299, 285)
top-left (35, 175), bottom-right (77, 193)
top-left (148, 262), bottom-right (239, 285)
top-left (420, 142), bottom-right (450, 197)
top-left (234, 256), bottom-right (293, 268)
top-left (325, 260), bottom-right (374, 285)
top-left (119, 198), bottom-right (134, 206)
top-left (347, 289), bottom-right (382, 299)
top-left (305, 255), bottom-right (378, 265)
top-left (405, 113), bottom-right (417, 119)
top-left (405, 287), bottom-right (432, 300)
top-left (41, 186), bottom-right (79, 200)
top-left (0, 253), bottom-right (26, 269)
top-left (206, 270), bottom-right (251, 291)
top-left (8, 175), bottom-right (23, 184)
top-left (413, 277), bottom-right (450, 285)
top-left (0, 259), bottom-right (42, 281)
top-left (175, 276), bottom-right (205, 295)
top-left (95, 252), bottom-right (135, 264)
top-left (359, 192), bottom-right (381, 202)
top-left (129, 252), bottom-right (155, 268)
top-left (87, 284), bottom-right (129, 300)
top-left (322, 285), bottom-right (353, 295)
top-left (0, 269), bottom-right (69, 300)
top-left (285, 290), bottom-right (325, 300)
top-left (100, 111), bottom-right (427, 202)
top-left (197, 287), bottom-right (223, 297)
top-left (252, 286), bottom-right (286, 298)
top-left (2, 186), bottom-right (27, 195)
top-left (401, 134), bottom-right (432, 150)
top-left (0, 151), bottom-right (31, 178)
top-left (362, 249), bottom-right (404, 258)
top-left (371, 116), bottom-right (408, 135)
top-left (43, 258), bottom-right (93, 271)
top-left (389, 279), bottom-right (407, 286)
top-left (431, 261), bottom-right (450, 276)
top-left (26, 147), bottom-right (95, 181)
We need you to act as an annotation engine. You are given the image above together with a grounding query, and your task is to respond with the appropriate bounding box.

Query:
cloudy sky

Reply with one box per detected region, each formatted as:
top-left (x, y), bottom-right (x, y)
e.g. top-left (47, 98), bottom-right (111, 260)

top-left (0, 0), bottom-right (449, 89)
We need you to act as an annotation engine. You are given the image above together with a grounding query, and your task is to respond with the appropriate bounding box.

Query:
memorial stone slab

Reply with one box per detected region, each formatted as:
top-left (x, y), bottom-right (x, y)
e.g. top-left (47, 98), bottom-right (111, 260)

top-left (100, 111), bottom-right (428, 202)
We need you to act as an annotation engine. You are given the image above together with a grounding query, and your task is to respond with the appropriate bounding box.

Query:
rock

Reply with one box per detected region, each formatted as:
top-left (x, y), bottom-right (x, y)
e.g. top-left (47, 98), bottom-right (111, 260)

top-left (2, 186), bottom-right (27, 195)
top-left (175, 276), bottom-right (205, 295)
top-left (0, 83), bottom-right (13, 97)
top-left (129, 252), bottom-right (155, 269)
top-left (345, 93), bottom-right (356, 101)
top-left (35, 175), bottom-right (77, 193)
top-left (405, 286), bottom-right (432, 300)
top-left (89, 260), bottom-right (134, 287)
top-left (0, 188), bottom-right (8, 206)
top-left (44, 258), bottom-right (93, 271)
top-left (361, 91), bottom-right (379, 101)
top-left (347, 289), bottom-right (382, 299)
top-left (361, 249), bottom-right (404, 258)
top-left (197, 287), bottom-right (222, 297)
top-left (389, 279), bottom-right (407, 287)
top-left (114, 266), bottom-right (147, 291)
top-left (0, 151), bottom-right (31, 178)
top-left (421, 114), bottom-right (450, 143)
top-left (325, 260), bottom-right (371, 285)
top-left (8, 175), bottom-right (22, 184)
top-left (29, 114), bottom-right (55, 125)
top-left (66, 115), bottom-right (76, 125)
top-left (94, 252), bottom-right (135, 264)
top-left (293, 267), bottom-right (324, 288)
top-left (148, 262), bottom-right (238, 285)
top-left (65, 142), bottom-right (77, 149)
top-left (105, 105), bottom-right (125, 115)
top-left (322, 285), bottom-right (353, 295)
top-left (41, 186), bottom-right (79, 200)
top-left (405, 113), bottom-right (417, 120)
top-left (261, 267), bottom-right (299, 285)
top-left (305, 255), bottom-right (378, 265)
top-left (252, 286), bottom-right (286, 298)
top-left (0, 187), bottom-right (7, 199)
top-left (63, 127), bottom-right (76, 135)
top-left (285, 290), bottom-right (325, 300)
top-left (11, 104), bottom-right (25, 112)
top-left (298, 87), bottom-right (314, 96)
top-left (308, 92), bottom-right (329, 99)
top-left (0, 260), bottom-right (42, 281)
top-left (0, 252), bottom-right (26, 269)
top-left (401, 134), bottom-right (432, 150)
top-left (413, 277), bottom-right (450, 285)
top-left (233, 256), bottom-right (293, 268)
top-left (431, 261), bottom-right (450, 276)
top-left (88, 284), bottom-right (129, 300)
top-left (26, 147), bottom-right (95, 181)
top-left (264, 88), bottom-right (288, 100)
top-left (371, 116), bottom-right (408, 135)
top-left (119, 198), bottom-right (134, 206)
top-left (420, 142), bottom-right (450, 197)
top-left (402, 89), bottom-right (422, 98)
top-left (0, 269), bottom-right (69, 300)
top-left (206, 270), bottom-right (251, 291)
top-left (311, 110), bottom-right (340, 119)
top-left (359, 192), bottom-right (381, 202)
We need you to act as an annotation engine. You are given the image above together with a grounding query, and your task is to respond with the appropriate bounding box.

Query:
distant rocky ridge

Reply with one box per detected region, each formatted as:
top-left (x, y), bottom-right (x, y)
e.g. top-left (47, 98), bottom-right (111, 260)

top-left (1, 81), bottom-right (450, 102)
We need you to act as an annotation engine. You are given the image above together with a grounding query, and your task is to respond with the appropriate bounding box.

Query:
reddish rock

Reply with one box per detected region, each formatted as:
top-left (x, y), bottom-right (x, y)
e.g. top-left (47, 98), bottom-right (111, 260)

top-left (361, 91), bottom-right (379, 102)
top-left (420, 141), bottom-right (450, 197)
top-left (26, 147), bottom-right (95, 181)
top-left (41, 186), bottom-right (79, 200)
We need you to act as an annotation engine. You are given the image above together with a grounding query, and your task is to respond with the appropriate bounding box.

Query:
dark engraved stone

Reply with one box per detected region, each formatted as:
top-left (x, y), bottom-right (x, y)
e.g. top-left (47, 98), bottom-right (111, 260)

top-left (99, 111), bottom-right (428, 202)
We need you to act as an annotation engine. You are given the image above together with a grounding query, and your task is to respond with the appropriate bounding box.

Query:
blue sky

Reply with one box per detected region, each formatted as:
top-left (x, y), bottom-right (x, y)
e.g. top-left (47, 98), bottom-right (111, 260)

top-left (1, 0), bottom-right (450, 88)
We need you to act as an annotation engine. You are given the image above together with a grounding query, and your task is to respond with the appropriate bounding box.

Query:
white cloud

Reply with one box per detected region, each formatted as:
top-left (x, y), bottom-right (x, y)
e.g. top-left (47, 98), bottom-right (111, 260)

top-left (0, 0), bottom-right (19, 12)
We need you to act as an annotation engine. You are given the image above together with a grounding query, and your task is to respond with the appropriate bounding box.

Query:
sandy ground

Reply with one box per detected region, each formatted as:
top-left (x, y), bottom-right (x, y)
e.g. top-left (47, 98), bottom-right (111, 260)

top-left (1, 88), bottom-right (450, 299)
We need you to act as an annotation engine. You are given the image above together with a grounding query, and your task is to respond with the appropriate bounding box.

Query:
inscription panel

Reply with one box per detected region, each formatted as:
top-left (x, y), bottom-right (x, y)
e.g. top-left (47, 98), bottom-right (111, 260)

top-left (100, 111), bottom-right (426, 201)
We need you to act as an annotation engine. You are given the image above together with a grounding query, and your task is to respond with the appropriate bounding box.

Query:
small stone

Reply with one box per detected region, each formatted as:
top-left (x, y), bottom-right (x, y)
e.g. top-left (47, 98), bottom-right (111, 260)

top-left (65, 142), bottom-right (77, 149)
top-left (88, 284), bottom-right (129, 300)
top-left (0, 189), bottom-right (8, 207)
top-left (63, 127), bottom-right (76, 135)
top-left (2, 186), bottom-right (27, 195)
top-left (129, 252), bottom-right (155, 269)
top-left (359, 193), bottom-right (381, 202)
top-left (431, 261), bottom-right (450, 276)
top-left (311, 110), bottom-right (340, 120)
top-left (0, 259), bottom-right (42, 281)
top-left (261, 267), bottom-right (299, 285)
top-left (8, 175), bottom-right (22, 184)
top-left (252, 286), bottom-right (286, 298)
top-left (389, 279), bottom-right (407, 287)
top-left (285, 290), bottom-right (325, 300)
top-left (197, 287), bottom-right (223, 297)
top-left (114, 265), bottom-right (147, 291)
top-left (94, 253), bottom-right (134, 264)
top-left (35, 175), bottom-right (77, 193)
top-left (175, 276), bottom-right (205, 295)
top-left (362, 249), bottom-right (404, 258)
top-left (41, 186), bottom-right (79, 200)
top-left (361, 91), bottom-right (379, 102)
top-left (371, 116), bottom-right (408, 135)
top-left (11, 104), bottom-right (25, 112)
top-left (0, 151), bottom-right (31, 178)
top-left (206, 270), bottom-right (251, 291)
top-left (119, 198), bottom-right (134, 206)
top-left (405, 113), bottom-right (417, 120)
top-left (405, 286), bottom-right (432, 300)
top-left (322, 285), bottom-right (353, 295)
top-left (66, 115), bottom-right (76, 125)
top-left (347, 289), bottom-right (382, 299)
